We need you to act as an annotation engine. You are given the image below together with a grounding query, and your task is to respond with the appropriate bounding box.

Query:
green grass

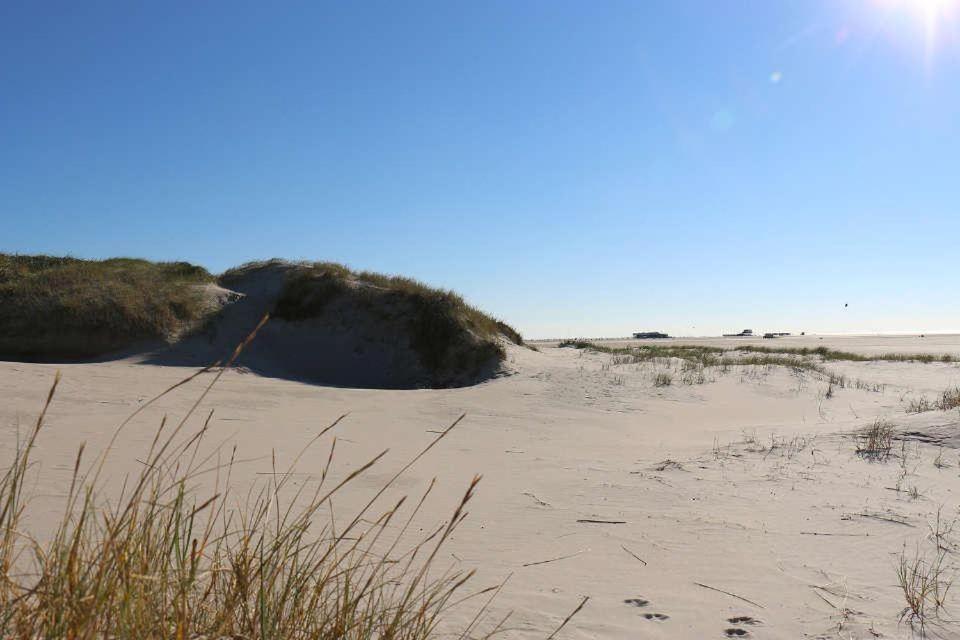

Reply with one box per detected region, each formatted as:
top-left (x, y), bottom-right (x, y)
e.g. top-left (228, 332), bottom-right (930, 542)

top-left (0, 254), bottom-right (214, 358)
top-left (558, 340), bottom-right (912, 393)
top-left (266, 261), bottom-right (523, 384)
top-left (734, 344), bottom-right (954, 364)
top-left (559, 339), bottom-right (953, 364)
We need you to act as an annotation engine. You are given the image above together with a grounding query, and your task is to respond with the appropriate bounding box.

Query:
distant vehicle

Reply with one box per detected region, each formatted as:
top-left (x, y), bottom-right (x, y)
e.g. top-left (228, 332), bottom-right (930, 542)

top-left (763, 332), bottom-right (791, 338)
top-left (633, 331), bottom-right (670, 339)
top-left (723, 329), bottom-right (753, 337)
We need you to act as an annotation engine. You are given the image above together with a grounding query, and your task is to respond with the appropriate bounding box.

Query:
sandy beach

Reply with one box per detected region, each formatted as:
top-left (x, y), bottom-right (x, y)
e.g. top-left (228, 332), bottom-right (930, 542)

top-left (4, 334), bottom-right (960, 639)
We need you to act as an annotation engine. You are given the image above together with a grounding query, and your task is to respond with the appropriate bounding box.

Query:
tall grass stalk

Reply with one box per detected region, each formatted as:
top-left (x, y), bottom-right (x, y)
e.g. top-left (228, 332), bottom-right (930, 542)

top-left (0, 321), bottom-right (508, 639)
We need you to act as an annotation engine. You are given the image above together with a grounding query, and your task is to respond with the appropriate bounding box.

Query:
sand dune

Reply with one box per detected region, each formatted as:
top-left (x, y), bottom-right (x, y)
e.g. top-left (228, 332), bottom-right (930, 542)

top-left (3, 334), bottom-right (960, 638)
top-left (2, 256), bottom-right (520, 389)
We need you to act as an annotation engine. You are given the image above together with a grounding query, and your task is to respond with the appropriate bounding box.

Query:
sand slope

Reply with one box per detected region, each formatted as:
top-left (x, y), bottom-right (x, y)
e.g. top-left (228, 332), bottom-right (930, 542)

top-left (2, 336), bottom-right (960, 638)
top-left (145, 261), bottom-right (508, 388)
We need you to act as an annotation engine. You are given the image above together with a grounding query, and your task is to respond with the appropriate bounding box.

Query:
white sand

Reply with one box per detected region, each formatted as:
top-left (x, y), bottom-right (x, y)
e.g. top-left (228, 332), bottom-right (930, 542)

top-left (3, 335), bottom-right (960, 638)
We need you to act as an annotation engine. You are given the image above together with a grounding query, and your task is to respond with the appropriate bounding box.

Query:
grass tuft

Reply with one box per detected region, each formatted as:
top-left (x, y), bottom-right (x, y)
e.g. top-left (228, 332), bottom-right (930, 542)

top-left (653, 372), bottom-right (673, 387)
top-left (897, 521), bottom-right (954, 634)
top-left (0, 350), bottom-right (510, 638)
top-left (855, 419), bottom-right (895, 462)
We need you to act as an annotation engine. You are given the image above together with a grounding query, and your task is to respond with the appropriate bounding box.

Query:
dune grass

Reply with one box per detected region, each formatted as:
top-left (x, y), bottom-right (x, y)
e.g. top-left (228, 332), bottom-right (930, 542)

top-left (735, 344), bottom-right (954, 364)
top-left (1, 255), bottom-right (523, 388)
top-left (855, 418), bottom-right (896, 462)
top-left (897, 513), bottom-right (956, 634)
top-left (560, 340), bottom-right (829, 376)
top-left (559, 340), bottom-right (953, 365)
top-left (906, 387), bottom-right (960, 414)
top-left (267, 261), bottom-right (523, 382)
top-left (560, 340), bottom-right (949, 392)
top-left (0, 325), bottom-right (517, 639)
top-left (0, 254), bottom-right (215, 358)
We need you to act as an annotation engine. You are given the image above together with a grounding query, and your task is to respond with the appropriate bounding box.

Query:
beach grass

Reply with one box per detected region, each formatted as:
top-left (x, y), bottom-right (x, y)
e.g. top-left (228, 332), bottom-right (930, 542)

top-left (264, 261), bottom-right (523, 381)
top-left (559, 340), bottom-right (953, 365)
top-left (0, 254), bottom-right (215, 358)
top-left (0, 326), bottom-right (509, 639)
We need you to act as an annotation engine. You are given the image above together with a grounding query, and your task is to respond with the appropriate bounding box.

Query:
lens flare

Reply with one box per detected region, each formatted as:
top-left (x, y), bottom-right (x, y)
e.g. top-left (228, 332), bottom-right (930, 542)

top-left (873, 0), bottom-right (958, 69)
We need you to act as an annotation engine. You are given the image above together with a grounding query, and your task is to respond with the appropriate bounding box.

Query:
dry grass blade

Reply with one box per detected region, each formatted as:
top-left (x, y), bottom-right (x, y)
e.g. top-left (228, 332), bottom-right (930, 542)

top-left (0, 334), bottom-right (521, 639)
top-left (897, 513), bottom-right (956, 635)
top-left (693, 582), bottom-right (765, 609)
top-left (546, 596), bottom-right (589, 640)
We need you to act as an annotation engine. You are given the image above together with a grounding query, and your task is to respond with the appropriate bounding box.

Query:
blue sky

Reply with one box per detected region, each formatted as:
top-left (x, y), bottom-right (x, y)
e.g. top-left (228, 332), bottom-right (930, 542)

top-left (2, 1), bottom-right (958, 338)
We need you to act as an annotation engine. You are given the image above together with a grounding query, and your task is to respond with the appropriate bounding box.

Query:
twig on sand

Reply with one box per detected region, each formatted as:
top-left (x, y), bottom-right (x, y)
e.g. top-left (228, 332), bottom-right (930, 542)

top-left (522, 550), bottom-right (584, 568)
top-left (620, 545), bottom-right (647, 565)
top-left (522, 492), bottom-right (551, 507)
top-left (693, 582), bottom-right (765, 609)
top-left (812, 588), bottom-right (838, 609)
top-left (546, 596), bottom-right (590, 640)
top-left (576, 519), bottom-right (626, 524)
top-left (801, 531), bottom-right (870, 537)
top-left (843, 512), bottom-right (914, 527)
top-left (811, 584), bottom-right (860, 600)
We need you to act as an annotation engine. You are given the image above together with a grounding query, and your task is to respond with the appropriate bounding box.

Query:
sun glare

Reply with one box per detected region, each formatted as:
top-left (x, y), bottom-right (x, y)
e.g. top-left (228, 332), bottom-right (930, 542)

top-left (869, 0), bottom-right (959, 69)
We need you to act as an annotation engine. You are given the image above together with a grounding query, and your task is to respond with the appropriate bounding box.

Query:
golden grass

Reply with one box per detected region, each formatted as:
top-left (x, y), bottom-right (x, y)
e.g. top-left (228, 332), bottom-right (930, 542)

top-left (0, 320), bottom-right (529, 639)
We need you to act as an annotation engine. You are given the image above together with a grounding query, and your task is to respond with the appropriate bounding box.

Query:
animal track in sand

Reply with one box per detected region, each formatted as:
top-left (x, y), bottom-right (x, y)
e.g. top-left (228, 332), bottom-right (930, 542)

top-left (724, 628), bottom-right (749, 637)
top-left (642, 613), bottom-right (669, 621)
top-left (727, 616), bottom-right (760, 625)
top-left (623, 598), bottom-right (649, 607)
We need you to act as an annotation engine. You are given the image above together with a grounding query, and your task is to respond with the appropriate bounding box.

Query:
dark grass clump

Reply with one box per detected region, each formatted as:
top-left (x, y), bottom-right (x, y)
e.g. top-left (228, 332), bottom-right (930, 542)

top-left (856, 418), bottom-right (896, 461)
top-left (0, 254), bottom-right (215, 359)
top-left (269, 262), bottom-right (523, 384)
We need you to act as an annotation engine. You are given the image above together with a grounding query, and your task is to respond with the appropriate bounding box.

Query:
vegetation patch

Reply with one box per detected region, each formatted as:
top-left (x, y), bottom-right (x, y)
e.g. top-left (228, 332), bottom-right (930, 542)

top-left (0, 362), bottom-right (503, 638)
top-left (0, 255), bottom-right (522, 388)
top-left (560, 340), bottom-right (953, 365)
top-left (262, 261), bottom-right (523, 386)
top-left (856, 418), bottom-right (896, 462)
top-left (906, 387), bottom-right (960, 413)
top-left (561, 341), bottom-right (944, 392)
top-left (0, 254), bottom-right (215, 358)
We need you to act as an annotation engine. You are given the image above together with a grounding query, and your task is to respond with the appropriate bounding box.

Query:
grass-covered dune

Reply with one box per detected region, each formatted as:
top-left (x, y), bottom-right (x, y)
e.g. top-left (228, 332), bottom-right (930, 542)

top-left (0, 255), bottom-right (522, 388)
top-left (219, 260), bottom-right (523, 388)
top-left (0, 254), bottom-right (217, 358)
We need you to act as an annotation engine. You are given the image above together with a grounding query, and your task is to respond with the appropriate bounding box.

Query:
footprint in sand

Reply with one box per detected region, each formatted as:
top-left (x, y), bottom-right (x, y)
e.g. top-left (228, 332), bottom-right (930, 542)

top-left (623, 598), bottom-right (649, 607)
top-left (642, 613), bottom-right (669, 621)
top-left (727, 616), bottom-right (760, 625)
top-left (724, 629), bottom-right (749, 637)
